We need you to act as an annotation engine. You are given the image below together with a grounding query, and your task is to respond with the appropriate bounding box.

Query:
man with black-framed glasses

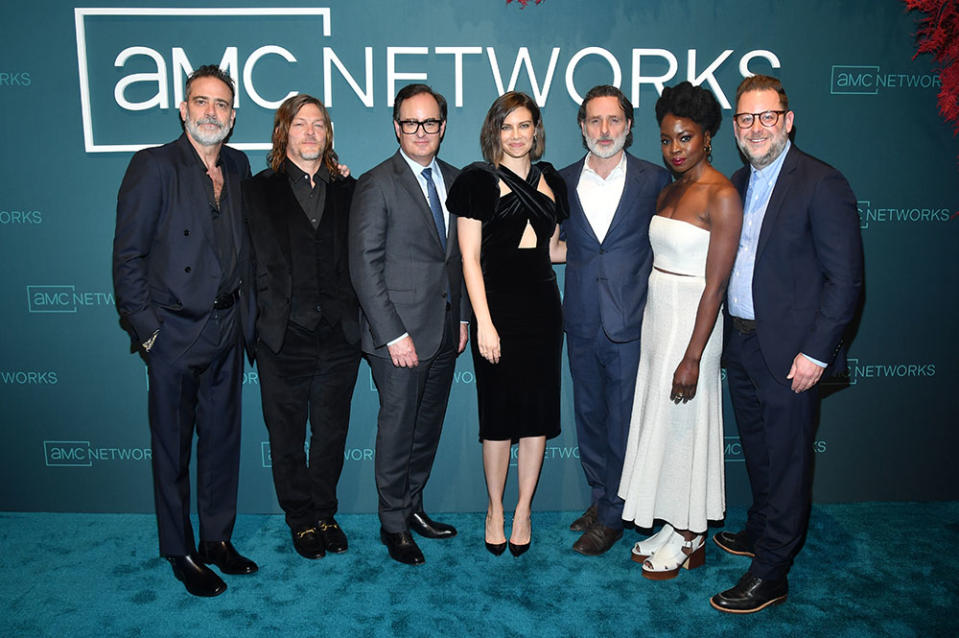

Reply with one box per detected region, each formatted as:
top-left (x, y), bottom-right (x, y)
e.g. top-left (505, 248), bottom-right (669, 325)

top-left (349, 83), bottom-right (469, 565)
top-left (710, 75), bottom-right (863, 614)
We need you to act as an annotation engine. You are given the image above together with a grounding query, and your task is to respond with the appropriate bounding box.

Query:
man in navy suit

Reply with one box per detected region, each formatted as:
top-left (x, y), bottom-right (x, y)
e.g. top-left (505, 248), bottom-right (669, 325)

top-left (113, 65), bottom-right (258, 597)
top-left (560, 86), bottom-right (670, 556)
top-left (710, 75), bottom-right (863, 613)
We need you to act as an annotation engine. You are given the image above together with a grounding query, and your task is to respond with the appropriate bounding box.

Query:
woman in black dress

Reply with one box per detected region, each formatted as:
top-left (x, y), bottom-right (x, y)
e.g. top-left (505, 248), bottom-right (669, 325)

top-left (447, 92), bottom-right (567, 556)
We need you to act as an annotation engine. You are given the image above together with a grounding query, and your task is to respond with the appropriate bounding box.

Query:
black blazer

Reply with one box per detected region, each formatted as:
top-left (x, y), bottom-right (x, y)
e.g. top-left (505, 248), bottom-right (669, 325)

top-left (243, 167), bottom-right (359, 355)
top-left (727, 145), bottom-right (864, 382)
top-left (113, 134), bottom-right (255, 361)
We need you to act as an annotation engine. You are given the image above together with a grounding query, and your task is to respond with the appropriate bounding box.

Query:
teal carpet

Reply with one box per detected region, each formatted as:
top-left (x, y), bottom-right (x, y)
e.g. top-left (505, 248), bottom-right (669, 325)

top-left (2, 503), bottom-right (957, 637)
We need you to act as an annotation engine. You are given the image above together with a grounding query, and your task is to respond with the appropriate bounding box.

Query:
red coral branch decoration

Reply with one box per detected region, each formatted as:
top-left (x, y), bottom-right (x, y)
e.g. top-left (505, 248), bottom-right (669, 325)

top-left (507, 0), bottom-right (546, 7)
top-left (903, 0), bottom-right (959, 134)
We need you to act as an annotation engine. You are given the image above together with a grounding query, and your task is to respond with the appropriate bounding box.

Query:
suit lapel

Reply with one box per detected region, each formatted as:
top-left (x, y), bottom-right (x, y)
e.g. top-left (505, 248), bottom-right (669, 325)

top-left (755, 147), bottom-right (799, 263)
top-left (392, 152), bottom-right (445, 252)
top-left (439, 161), bottom-right (458, 259)
top-left (603, 154), bottom-right (640, 241)
top-left (268, 172), bottom-right (301, 267)
top-left (175, 137), bottom-right (219, 262)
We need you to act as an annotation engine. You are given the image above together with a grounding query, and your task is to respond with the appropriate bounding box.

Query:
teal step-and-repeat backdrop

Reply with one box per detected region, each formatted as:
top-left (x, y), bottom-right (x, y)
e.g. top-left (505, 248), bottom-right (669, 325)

top-left (1, 0), bottom-right (956, 514)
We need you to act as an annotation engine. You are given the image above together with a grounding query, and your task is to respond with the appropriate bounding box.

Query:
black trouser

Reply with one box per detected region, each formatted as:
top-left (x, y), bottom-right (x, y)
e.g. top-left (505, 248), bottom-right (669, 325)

top-left (147, 306), bottom-right (242, 556)
top-left (257, 320), bottom-right (361, 531)
top-left (724, 327), bottom-right (818, 581)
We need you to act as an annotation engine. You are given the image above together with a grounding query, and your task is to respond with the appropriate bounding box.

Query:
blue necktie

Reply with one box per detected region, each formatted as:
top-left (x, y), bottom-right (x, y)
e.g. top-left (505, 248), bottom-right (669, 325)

top-left (421, 167), bottom-right (447, 251)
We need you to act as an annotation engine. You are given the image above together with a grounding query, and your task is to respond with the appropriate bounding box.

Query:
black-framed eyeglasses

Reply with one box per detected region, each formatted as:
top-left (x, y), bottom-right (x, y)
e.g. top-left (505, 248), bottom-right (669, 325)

top-left (733, 110), bottom-right (786, 128)
top-left (397, 119), bottom-right (443, 135)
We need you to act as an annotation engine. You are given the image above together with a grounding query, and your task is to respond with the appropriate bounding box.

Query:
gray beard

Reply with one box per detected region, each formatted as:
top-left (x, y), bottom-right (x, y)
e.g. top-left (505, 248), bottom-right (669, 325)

top-left (739, 132), bottom-right (788, 169)
top-left (185, 117), bottom-right (229, 146)
top-left (586, 134), bottom-right (626, 160)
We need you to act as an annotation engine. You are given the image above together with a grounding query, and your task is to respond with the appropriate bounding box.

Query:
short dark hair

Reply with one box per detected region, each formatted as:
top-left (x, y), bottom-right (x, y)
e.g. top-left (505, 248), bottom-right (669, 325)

top-left (655, 81), bottom-right (722, 137)
top-left (735, 74), bottom-right (789, 111)
top-left (577, 85), bottom-right (634, 150)
top-left (479, 91), bottom-right (545, 164)
top-left (184, 64), bottom-right (235, 104)
top-left (393, 83), bottom-right (448, 122)
top-left (267, 94), bottom-right (340, 178)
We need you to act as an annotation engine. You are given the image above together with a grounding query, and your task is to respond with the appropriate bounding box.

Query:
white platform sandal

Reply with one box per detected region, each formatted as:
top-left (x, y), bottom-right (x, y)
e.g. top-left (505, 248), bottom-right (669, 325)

top-left (630, 524), bottom-right (676, 563)
top-left (641, 533), bottom-right (705, 581)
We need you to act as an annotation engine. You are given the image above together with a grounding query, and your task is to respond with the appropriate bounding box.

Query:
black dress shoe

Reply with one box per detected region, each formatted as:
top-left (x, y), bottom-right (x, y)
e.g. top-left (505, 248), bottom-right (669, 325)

top-left (318, 518), bottom-right (348, 554)
top-left (710, 572), bottom-right (788, 614)
top-left (167, 554), bottom-right (226, 597)
top-left (380, 528), bottom-right (425, 565)
top-left (713, 530), bottom-right (756, 558)
top-left (291, 526), bottom-right (326, 559)
top-left (569, 504), bottom-right (598, 532)
top-left (572, 522), bottom-right (623, 556)
top-left (508, 540), bottom-right (530, 557)
top-left (409, 511), bottom-right (457, 539)
top-left (485, 541), bottom-right (507, 556)
top-left (197, 541), bottom-right (258, 575)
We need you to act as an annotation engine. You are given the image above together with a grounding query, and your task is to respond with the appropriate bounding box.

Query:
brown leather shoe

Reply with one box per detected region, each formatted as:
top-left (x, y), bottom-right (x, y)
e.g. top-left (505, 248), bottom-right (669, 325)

top-left (572, 521), bottom-right (623, 556)
top-left (569, 504), bottom-right (598, 532)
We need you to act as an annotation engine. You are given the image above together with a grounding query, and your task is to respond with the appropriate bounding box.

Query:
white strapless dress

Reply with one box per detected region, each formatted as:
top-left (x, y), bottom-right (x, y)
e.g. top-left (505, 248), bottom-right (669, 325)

top-left (618, 215), bottom-right (725, 532)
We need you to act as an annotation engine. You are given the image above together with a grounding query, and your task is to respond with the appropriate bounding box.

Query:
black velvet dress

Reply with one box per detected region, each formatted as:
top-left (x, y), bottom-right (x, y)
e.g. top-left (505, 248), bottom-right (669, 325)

top-left (447, 162), bottom-right (568, 442)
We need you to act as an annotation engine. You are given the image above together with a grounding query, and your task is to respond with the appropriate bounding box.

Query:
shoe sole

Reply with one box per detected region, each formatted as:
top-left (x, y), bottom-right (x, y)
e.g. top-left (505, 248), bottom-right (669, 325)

top-left (709, 594), bottom-right (787, 614)
top-left (713, 535), bottom-right (756, 558)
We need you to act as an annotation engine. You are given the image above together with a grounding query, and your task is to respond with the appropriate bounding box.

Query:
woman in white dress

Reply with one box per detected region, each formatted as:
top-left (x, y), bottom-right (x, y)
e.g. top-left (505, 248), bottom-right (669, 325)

top-left (618, 81), bottom-right (742, 580)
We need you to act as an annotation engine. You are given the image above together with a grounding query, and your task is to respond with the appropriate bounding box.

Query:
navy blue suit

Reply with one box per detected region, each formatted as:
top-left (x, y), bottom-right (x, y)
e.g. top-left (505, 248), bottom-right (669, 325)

top-left (560, 153), bottom-right (669, 529)
top-left (113, 133), bottom-right (254, 556)
top-left (724, 145), bottom-right (863, 580)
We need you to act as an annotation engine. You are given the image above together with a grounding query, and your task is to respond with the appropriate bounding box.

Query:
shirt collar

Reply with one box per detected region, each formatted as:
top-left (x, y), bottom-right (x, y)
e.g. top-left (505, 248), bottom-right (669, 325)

top-left (399, 148), bottom-right (440, 177)
top-left (284, 157), bottom-right (330, 184)
top-left (582, 151), bottom-right (627, 180)
top-left (181, 133), bottom-right (223, 170)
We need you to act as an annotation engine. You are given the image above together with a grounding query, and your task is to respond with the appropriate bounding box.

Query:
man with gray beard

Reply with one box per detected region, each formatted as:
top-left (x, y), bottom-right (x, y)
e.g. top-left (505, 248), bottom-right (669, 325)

top-left (113, 65), bottom-right (257, 597)
top-left (559, 86), bottom-right (670, 555)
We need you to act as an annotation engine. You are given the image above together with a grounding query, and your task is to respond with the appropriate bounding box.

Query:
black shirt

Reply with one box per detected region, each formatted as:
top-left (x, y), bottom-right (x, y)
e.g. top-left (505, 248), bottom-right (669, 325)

top-left (285, 158), bottom-right (330, 230)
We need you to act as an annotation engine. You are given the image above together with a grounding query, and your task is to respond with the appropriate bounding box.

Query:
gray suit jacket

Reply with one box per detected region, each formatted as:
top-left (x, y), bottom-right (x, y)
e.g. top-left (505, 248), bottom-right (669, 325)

top-left (349, 151), bottom-right (467, 359)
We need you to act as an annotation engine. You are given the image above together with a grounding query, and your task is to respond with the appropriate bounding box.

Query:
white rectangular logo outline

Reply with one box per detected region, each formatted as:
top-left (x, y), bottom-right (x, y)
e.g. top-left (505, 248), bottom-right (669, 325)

top-left (44, 440), bottom-right (93, 467)
top-left (830, 64), bottom-right (881, 95)
top-left (27, 284), bottom-right (78, 313)
top-left (74, 7), bottom-right (331, 153)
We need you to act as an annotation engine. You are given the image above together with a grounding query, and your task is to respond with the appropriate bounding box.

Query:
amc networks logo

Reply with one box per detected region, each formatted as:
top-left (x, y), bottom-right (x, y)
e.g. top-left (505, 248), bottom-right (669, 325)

top-left (43, 440), bottom-right (152, 467)
top-left (26, 285), bottom-right (114, 313)
top-left (830, 65), bottom-right (940, 95)
top-left (75, 7), bottom-right (331, 152)
top-left (260, 442), bottom-right (374, 467)
top-left (856, 200), bottom-right (952, 230)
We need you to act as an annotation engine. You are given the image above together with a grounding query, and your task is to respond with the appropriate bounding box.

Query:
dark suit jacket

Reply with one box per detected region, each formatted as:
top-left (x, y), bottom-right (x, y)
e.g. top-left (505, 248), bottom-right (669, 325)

top-left (113, 133), bottom-right (255, 360)
top-left (560, 152), bottom-right (670, 342)
top-left (243, 167), bottom-right (360, 355)
top-left (349, 151), bottom-right (466, 359)
top-left (728, 145), bottom-right (864, 382)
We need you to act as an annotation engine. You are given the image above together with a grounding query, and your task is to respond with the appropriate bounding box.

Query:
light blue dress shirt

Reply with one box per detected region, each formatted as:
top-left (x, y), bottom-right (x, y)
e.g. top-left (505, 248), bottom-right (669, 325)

top-left (727, 140), bottom-right (825, 368)
top-left (728, 140), bottom-right (790, 320)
